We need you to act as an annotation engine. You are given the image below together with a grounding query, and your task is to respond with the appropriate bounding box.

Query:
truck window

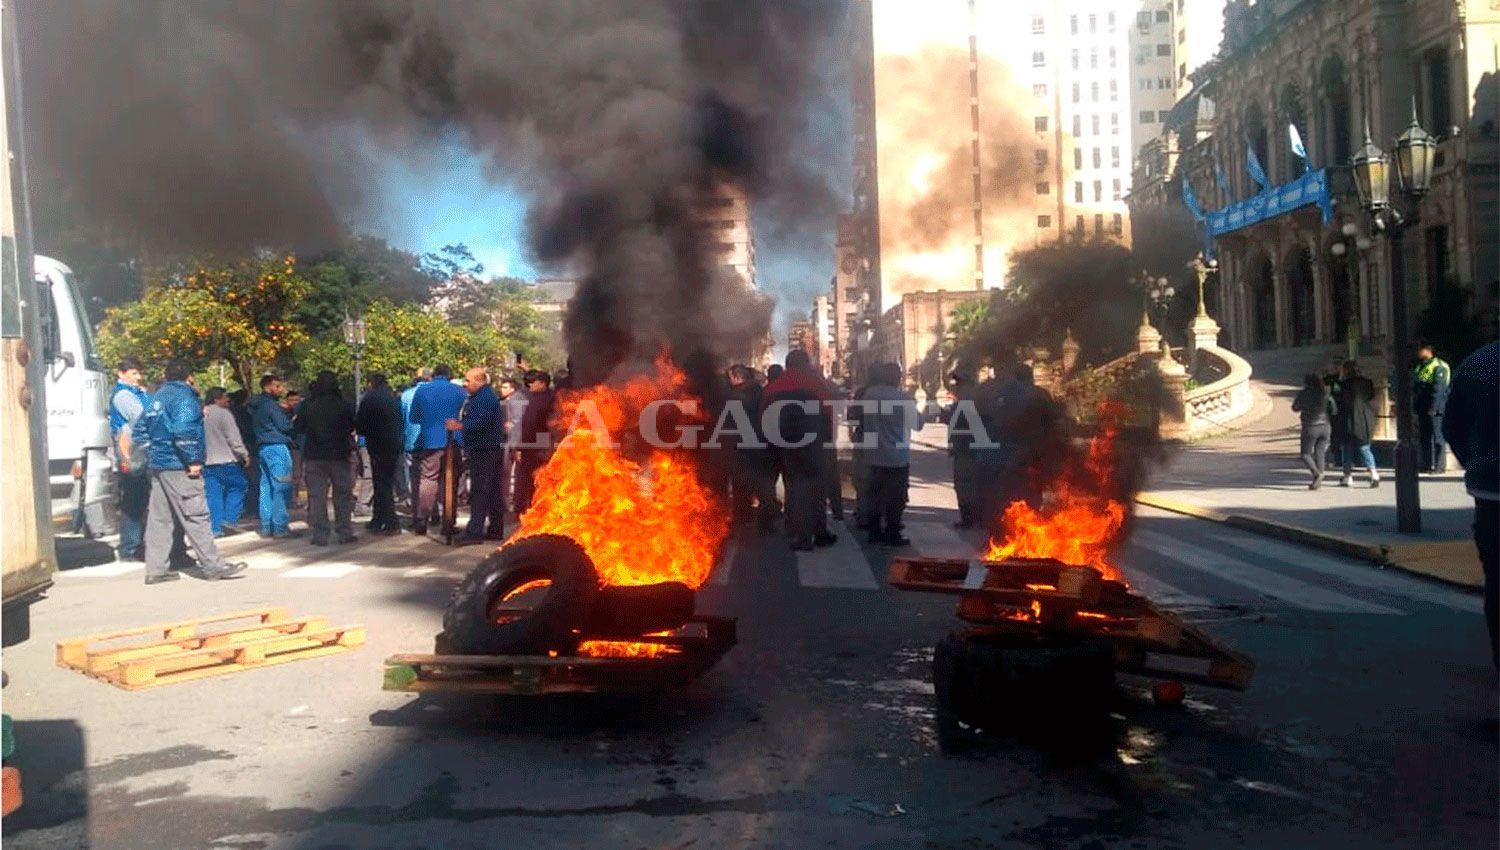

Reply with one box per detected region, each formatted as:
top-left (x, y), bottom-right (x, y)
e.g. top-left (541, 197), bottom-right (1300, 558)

top-left (60, 272), bottom-right (101, 371)
top-left (37, 274), bottom-right (61, 362)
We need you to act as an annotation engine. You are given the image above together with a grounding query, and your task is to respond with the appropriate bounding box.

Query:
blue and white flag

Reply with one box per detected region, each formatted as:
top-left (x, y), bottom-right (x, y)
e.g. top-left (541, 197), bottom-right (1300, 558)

top-left (1288, 123), bottom-right (1309, 172)
top-left (1182, 178), bottom-right (1206, 222)
top-left (1245, 142), bottom-right (1271, 191)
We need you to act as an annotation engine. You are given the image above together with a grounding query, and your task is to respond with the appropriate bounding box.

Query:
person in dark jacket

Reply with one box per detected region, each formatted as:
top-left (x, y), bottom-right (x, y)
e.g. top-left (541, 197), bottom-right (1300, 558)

top-left (1334, 361), bottom-right (1380, 488)
top-left (228, 388), bottom-right (259, 516)
top-left (763, 350), bottom-right (837, 551)
top-left (249, 374), bottom-right (299, 537)
top-left (408, 364), bottom-right (467, 534)
top-left (356, 373), bottom-right (404, 534)
top-left (942, 369), bottom-right (981, 528)
top-left (1441, 341), bottom-right (1499, 667)
top-left (1292, 372), bottom-right (1339, 489)
top-left (1412, 342), bottom-right (1452, 472)
top-left (513, 369), bottom-right (557, 514)
top-left (133, 361), bottom-right (247, 584)
top-left (452, 367), bottom-right (507, 542)
top-left (726, 364), bottom-right (778, 530)
top-left (295, 371), bottom-right (357, 545)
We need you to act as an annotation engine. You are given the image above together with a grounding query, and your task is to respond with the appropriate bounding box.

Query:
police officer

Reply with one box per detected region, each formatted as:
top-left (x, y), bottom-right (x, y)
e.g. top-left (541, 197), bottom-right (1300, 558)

top-left (1412, 342), bottom-right (1451, 473)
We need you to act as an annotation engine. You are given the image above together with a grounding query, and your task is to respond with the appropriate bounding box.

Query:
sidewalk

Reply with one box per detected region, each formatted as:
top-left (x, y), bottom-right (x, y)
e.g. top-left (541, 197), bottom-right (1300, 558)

top-left (1141, 346), bottom-right (1482, 589)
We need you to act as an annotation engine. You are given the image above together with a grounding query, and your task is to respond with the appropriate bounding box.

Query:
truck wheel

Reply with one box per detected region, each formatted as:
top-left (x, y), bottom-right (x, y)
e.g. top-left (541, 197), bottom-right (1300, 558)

top-left (441, 534), bottom-right (599, 655)
top-left (586, 582), bottom-right (695, 636)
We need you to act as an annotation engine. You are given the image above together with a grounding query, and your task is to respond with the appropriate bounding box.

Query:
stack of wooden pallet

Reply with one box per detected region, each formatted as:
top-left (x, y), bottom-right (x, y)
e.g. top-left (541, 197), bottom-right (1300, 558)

top-left (56, 607), bottom-right (364, 690)
top-left (888, 556), bottom-right (1253, 690)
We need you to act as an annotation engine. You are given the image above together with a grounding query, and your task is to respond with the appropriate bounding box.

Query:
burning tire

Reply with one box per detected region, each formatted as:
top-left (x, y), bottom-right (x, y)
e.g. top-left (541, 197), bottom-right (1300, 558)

top-left (932, 629), bottom-right (1115, 753)
top-left (440, 534), bottom-right (600, 655)
top-left (585, 582), bottom-right (696, 636)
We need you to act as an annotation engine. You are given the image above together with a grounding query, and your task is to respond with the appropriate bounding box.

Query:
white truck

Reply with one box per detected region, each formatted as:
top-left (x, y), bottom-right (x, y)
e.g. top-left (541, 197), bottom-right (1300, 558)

top-left (34, 254), bottom-right (114, 537)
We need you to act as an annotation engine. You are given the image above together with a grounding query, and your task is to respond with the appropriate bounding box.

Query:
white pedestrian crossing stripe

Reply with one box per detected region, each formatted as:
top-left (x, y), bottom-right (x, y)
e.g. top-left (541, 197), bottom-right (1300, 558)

top-left (795, 522), bottom-right (878, 589)
top-left (283, 562), bottom-right (361, 579)
top-left (1131, 528), bottom-right (1403, 615)
top-left (905, 520), bottom-right (979, 560)
top-left (59, 562), bottom-right (143, 578)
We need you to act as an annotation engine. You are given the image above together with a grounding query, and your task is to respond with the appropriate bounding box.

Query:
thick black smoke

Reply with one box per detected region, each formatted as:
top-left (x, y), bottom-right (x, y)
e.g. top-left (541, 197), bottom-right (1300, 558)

top-left (20, 0), bottom-right (846, 380)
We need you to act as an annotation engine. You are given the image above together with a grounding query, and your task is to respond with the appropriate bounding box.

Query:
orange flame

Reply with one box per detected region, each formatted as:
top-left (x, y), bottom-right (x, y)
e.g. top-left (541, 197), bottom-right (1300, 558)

top-left (983, 403), bottom-right (1130, 583)
top-left (576, 633), bottom-right (682, 659)
top-left (513, 356), bottom-right (729, 589)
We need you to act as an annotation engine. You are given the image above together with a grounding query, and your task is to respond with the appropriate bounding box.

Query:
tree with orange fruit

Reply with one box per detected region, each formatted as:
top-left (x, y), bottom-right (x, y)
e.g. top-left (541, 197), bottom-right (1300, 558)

top-left (96, 252), bottom-right (311, 390)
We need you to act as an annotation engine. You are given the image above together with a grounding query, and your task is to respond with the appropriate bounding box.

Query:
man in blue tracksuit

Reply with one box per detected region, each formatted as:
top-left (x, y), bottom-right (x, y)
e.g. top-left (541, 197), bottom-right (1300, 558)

top-left (408, 364), bottom-right (466, 535)
top-left (452, 366), bottom-right (506, 542)
top-left (249, 373), bottom-right (299, 537)
top-left (109, 356), bottom-right (151, 560)
top-left (133, 361), bottom-right (247, 584)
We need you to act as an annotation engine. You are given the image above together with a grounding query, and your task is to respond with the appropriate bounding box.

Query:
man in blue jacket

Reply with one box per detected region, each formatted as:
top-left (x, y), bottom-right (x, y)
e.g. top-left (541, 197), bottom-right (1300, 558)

top-left (400, 367), bottom-right (432, 516)
top-left (408, 364), bottom-right (466, 535)
top-left (133, 361), bottom-right (247, 584)
top-left (452, 366), bottom-right (506, 542)
top-left (249, 373), bottom-right (299, 537)
top-left (1442, 341), bottom-right (1498, 667)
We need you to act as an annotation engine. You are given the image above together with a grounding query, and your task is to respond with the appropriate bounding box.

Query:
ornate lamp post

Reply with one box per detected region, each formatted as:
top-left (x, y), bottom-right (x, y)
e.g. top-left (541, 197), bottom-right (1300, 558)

top-left (1329, 221), bottom-right (1375, 361)
top-left (1184, 253), bottom-right (1220, 370)
top-left (342, 308), bottom-right (368, 407)
top-left (1349, 103), bottom-right (1435, 533)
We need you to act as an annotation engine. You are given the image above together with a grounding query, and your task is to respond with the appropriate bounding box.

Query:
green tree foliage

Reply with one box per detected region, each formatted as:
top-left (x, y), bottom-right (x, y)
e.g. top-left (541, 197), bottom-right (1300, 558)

top-left (296, 299), bottom-right (511, 391)
top-left (294, 237), bottom-right (436, 336)
top-left (96, 253), bottom-right (310, 388)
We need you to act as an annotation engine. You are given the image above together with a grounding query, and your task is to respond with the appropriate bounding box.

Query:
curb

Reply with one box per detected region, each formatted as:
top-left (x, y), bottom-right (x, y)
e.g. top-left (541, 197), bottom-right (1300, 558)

top-left (1135, 493), bottom-right (1481, 592)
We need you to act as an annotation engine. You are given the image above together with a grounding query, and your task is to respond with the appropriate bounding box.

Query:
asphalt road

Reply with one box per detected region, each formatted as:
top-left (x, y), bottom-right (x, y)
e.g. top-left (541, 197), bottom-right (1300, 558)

top-left (3, 433), bottom-right (1495, 849)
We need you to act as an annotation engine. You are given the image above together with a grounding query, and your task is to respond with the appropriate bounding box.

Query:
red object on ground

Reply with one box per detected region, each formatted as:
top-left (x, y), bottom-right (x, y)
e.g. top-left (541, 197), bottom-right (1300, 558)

top-left (2, 766), bottom-right (22, 816)
top-left (1153, 680), bottom-right (1186, 706)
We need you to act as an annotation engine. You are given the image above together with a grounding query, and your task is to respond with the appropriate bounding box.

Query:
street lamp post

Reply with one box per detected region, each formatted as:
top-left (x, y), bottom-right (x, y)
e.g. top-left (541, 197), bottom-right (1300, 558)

top-left (342, 309), bottom-right (368, 409)
top-left (1329, 221), bottom-right (1375, 362)
top-left (1350, 104), bottom-right (1435, 533)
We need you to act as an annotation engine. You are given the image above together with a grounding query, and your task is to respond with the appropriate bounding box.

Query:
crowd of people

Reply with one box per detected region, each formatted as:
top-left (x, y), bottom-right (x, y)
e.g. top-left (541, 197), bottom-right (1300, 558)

top-left (107, 355), bottom-right (565, 585)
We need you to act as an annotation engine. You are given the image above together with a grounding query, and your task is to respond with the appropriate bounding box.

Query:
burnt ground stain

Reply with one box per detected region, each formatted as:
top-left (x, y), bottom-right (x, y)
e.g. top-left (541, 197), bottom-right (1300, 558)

top-left (89, 744), bottom-right (237, 784)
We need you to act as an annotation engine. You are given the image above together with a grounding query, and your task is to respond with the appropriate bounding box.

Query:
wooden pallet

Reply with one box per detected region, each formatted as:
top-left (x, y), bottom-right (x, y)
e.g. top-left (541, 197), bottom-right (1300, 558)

top-left (889, 556), bottom-right (1254, 690)
top-left (56, 607), bottom-right (365, 691)
top-left (383, 616), bottom-right (737, 696)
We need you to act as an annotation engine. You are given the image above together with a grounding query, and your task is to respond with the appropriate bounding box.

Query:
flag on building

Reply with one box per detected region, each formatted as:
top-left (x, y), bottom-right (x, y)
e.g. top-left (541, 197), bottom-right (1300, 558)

top-left (1245, 142), bottom-right (1271, 192)
top-left (1181, 178), bottom-right (1206, 222)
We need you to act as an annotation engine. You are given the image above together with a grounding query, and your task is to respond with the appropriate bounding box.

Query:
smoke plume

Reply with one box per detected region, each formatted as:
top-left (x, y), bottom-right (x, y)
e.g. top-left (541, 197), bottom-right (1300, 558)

top-left (20, 0), bottom-right (846, 380)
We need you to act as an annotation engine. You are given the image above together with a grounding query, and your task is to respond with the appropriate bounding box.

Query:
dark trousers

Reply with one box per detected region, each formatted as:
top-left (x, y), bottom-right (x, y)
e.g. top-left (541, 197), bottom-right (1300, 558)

top-left (865, 464), bottom-right (910, 538)
top-left (304, 456), bottom-right (354, 541)
top-left (729, 448), bottom-right (779, 526)
top-left (783, 446), bottom-right (829, 542)
top-left (951, 451), bottom-right (980, 526)
top-left (1299, 423), bottom-right (1331, 478)
top-left (1418, 413), bottom-right (1447, 472)
top-left (368, 451), bottom-right (400, 530)
top-left (513, 449), bottom-right (550, 514)
top-left (464, 447), bottom-right (506, 539)
top-left (822, 444), bottom-right (843, 520)
top-left (117, 469), bottom-right (150, 558)
top-left (1475, 497), bottom-right (1498, 668)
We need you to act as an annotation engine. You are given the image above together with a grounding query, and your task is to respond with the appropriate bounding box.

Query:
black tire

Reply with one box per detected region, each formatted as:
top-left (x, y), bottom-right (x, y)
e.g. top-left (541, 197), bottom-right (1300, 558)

top-left (586, 582), bottom-right (696, 636)
top-left (441, 534), bottom-right (600, 655)
top-left (932, 629), bottom-right (1114, 751)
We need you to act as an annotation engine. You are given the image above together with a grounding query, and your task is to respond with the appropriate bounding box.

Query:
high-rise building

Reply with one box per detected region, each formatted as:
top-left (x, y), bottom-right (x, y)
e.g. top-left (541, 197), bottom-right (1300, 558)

top-left (859, 0), bottom-right (1137, 318)
top-left (1127, 0), bottom-right (1188, 162)
top-left (695, 180), bottom-right (755, 289)
top-left (787, 320), bottom-right (816, 361)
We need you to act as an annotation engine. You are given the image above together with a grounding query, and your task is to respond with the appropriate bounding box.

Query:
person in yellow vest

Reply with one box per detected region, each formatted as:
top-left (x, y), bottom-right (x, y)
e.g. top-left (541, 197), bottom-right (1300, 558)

top-left (1412, 343), bottom-right (1451, 473)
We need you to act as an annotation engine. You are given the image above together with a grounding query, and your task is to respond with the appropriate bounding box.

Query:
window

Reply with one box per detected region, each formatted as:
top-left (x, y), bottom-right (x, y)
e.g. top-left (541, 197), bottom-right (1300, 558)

top-left (1031, 15), bottom-right (1045, 35)
top-left (1156, 43), bottom-right (1172, 57)
top-left (1140, 110), bottom-right (1155, 124)
top-left (1092, 148), bottom-right (1102, 168)
top-left (1090, 48), bottom-right (1098, 69)
top-left (1032, 51), bottom-right (1046, 68)
top-left (1158, 110), bottom-right (1171, 122)
top-left (1109, 47), bottom-right (1117, 69)
top-left (1037, 215), bottom-right (1052, 228)
top-left (1075, 215), bottom-right (1085, 235)
top-left (1034, 148), bottom-right (1049, 168)
top-left (1070, 49), bottom-right (1079, 70)
top-left (1072, 115), bottom-right (1082, 136)
top-left (1091, 115), bottom-right (1101, 134)
top-left (1088, 13), bottom-right (1097, 33)
top-left (1069, 14), bottom-right (1078, 34)
top-left (1111, 146), bottom-right (1120, 168)
top-left (1112, 178), bottom-right (1122, 199)
top-left (1035, 181), bottom-right (1050, 195)
top-left (1422, 47), bottom-right (1454, 132)
top-left (1137, 11), bottom-right (1151, 30)
top-left (1074, 182), bottom-right (1084, 202)
top-left (716, 219), bottom-right (737, 229)
top-left (1107, 11), bottom-right (1116, 31)
top-left (1109, 80), bottom-right (1118, 101)
top-left (1094, 213), bottom-right (1104, 234)
top-left (1072, 82), bottom-right (1081, 103)
top-left (1179, 63), bottom-right (1187, 82)
top-left (1112, 213), bottom-right (1123, 234)
top-left (1033, 83), bottom-right (1048, 97)
top-left (1034, 115), bottom-right (1049, 132)
top-left (1111, 112), bottom-right (1120, 133)
top-left (1178, 28), bottom-right (1186, 44)
top-left (1139, 78), bottom-right (1151, 91)
top-left (1090, 82), bottom-right (1100, 102)
top-left (1093, 180), bottom-right (1102, 201)
top-left (1074, 148), bottom-right (1083, 169)
top-left (1159, 76), bottom-right (1172, 89)
top-left (1155, 10), bottom-right (1170, 22)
